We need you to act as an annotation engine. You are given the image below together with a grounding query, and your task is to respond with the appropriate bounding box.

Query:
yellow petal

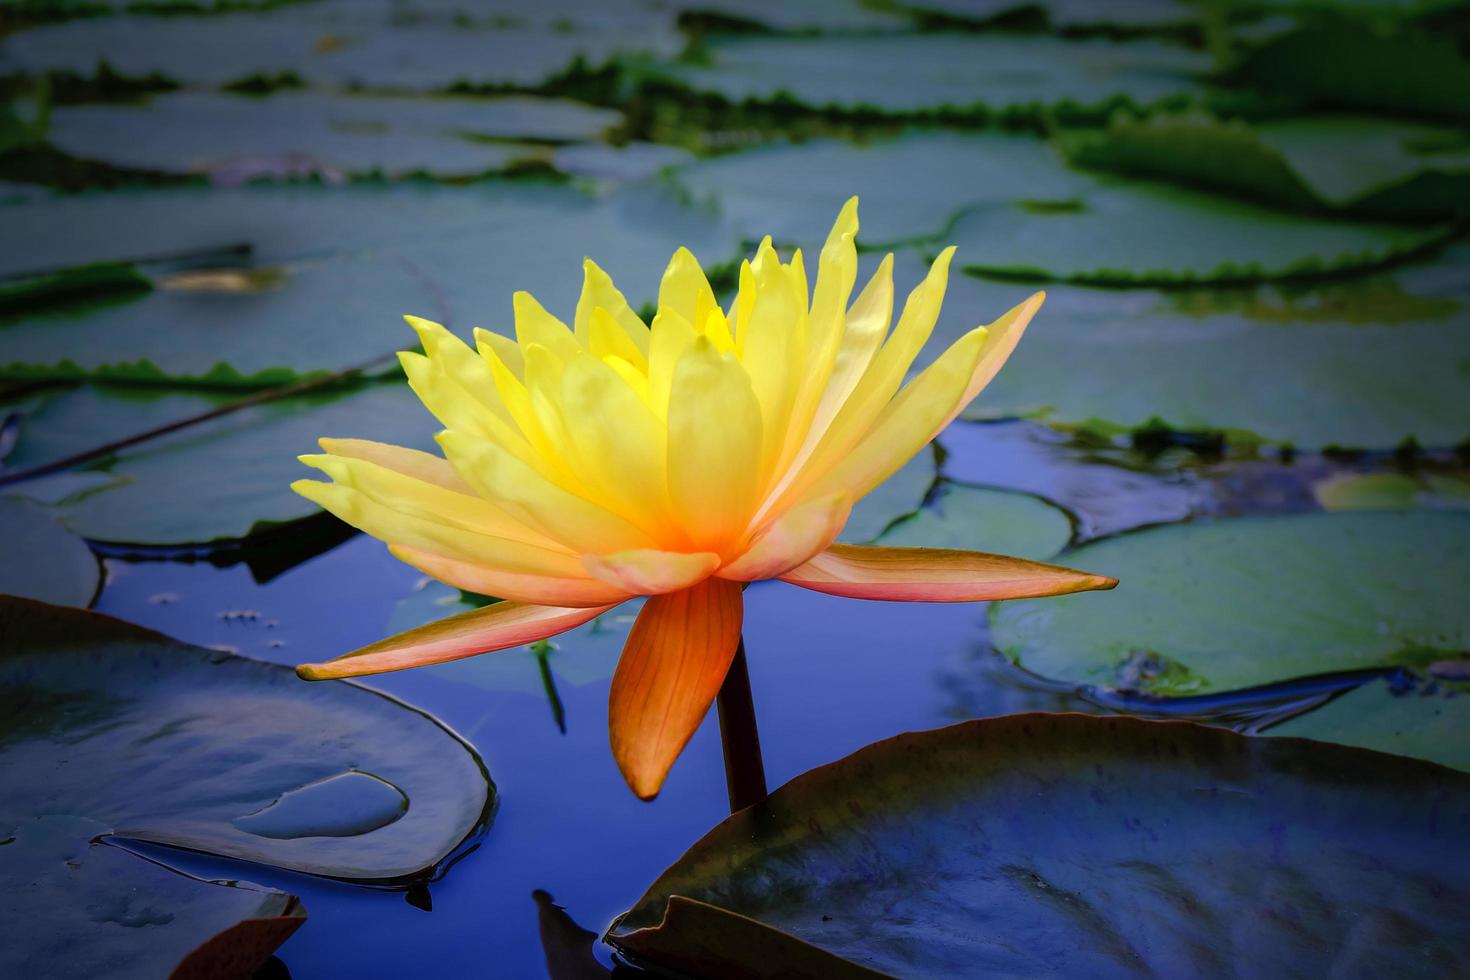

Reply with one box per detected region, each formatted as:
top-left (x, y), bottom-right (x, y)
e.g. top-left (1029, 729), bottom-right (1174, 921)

top-left (808, 252), bottom-right (893, 442)
top-left (399, 351), bottom-right (538, 466)
top-left (291, 479), bottom-right (585, 578)
top-left (647, 307), bottom-right (696, 421)
top-left (437, 429), bottom-right (655, 554)
top-left (588, 306), bottom-right (649, 373)
top-left (317, 437), bottom-right (473, 494)
top-left (666, 338), bottom-right (763, 552)
top-left (392, 544), bottom-right (631, 608)
top-left (582, 549), bottom-right (720, 595)
top-left (780, 543), bottom-right (1118, 601)
top-left (658, 247), bottom-right (717, 332)
top-left (941, 291), bottom-right (1044, 430)
top-left (297, 599), bottom-right (617, 680)
top-left (608, 577), bottom-right (743, 799)
top-left (405, 315), bottom-right (509, 422)
top-left (300, 452), bottom-right (561, 550)
top-left (575, 258), bottom-right (650, 355)
top-left (513, 291), bottom-right (580, 362)
top-left (718, 493), bottom-right (851, 582)
top-left (474, 327), bottom-right (525, 379)
top-left (741, 247), bottom-right (805, 485)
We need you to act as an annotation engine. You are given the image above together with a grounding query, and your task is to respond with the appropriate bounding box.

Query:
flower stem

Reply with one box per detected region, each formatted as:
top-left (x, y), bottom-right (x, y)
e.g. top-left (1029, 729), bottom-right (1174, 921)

top-left (716, 637), bottom-right (767, 813)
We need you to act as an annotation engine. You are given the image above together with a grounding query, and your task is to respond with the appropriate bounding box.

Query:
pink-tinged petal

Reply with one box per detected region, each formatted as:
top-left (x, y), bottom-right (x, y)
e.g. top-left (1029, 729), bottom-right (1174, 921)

top-left (583, 549), bottom-right (720, 596)
top-left (392, 544), bottom-right (631, 608)
top-left (296, 600), bottom-right (616, 680)
top-left (718, 494), bottom-right (852, 582)
top-left (609, 578), bottom-right (744, 800)
top-left (779, 543), bottom-right (1117, 602)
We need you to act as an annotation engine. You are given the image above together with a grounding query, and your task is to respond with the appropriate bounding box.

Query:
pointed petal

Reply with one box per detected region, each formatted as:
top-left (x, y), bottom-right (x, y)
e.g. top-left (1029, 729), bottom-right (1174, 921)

top-left (940, 291), bottom-right (1044, 430)
top-left (780, 544), bottom-right (1118, 602)
top-left (297, 599), bottom-right (616, 680)
top-left (514, 291), bottom-right (581, 362)
top-left (574, 258), bottom-right (651, 355)
top-left (718, 494), bottom-right (851, 582)
top-left (658, 247), bottom-right (717, 332)
top-left (667, 338), bottom-right (763, 552)
top-left (608, 578), bottom-right (744, 799)
top-left (392, 544), bottom-right (631, 607)
top-left (583, 549), bottom-right (720, 595)
top-left (317, 438), bottom-right (472, 494)
top-left (474, 327), bottom-right (524, 379)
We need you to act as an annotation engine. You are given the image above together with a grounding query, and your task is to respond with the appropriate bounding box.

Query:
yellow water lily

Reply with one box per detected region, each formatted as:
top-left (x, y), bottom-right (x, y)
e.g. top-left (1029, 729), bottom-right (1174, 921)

top-left (293, 199), bottom-right (1116, 799)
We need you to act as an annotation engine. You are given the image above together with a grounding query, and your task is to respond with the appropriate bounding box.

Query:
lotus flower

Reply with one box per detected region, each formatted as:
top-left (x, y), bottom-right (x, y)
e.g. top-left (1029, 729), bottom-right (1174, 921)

top-left (292, 199), bottom-right (1116, 799)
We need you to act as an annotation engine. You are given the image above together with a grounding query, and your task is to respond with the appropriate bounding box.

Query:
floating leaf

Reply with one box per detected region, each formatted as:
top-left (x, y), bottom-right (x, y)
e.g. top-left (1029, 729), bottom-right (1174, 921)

top-left (0, 596), bottom-right (493, 880)
top-left (631, 34), bottom-right (1211, 119)
top-left (0, 496), bottom-right (98, 607)
top-left (1064, 112), bottom-right (1470, 217)
top-left (608, 713), bottom-right (1470, 978)
top-left (1227, 20), bottom-right (1470, 122)
top-left (0, 182), bottom-right (737, 384)
top-left (897, 0), bottom-right (1200, 29)
top-left (989, 511), bottom-right (1470, 696)
top-left (680, 0), bottom-right (911, 31)
top-left (669, 131), bottom-right (1087, 248)
top-left (838, 446), bottom-right (938, 543)
top-left (7, 383), bottom-right (437, 545)
top-left (898, 250), bottom-right (1470, 449)
top-left (876, 483), bottom-right (1074, 559)
top-left (0, 5), bottom-right (682, 91)
top-left (1268, 676), bottom-right (1470, 773)
top-left (0, 815), bottom-right (305, 980)
top-left (1315, 471), bottom-right (1470, 511)
top-left (46, 91), bottom-right (621, 181)
top-left (945, 178), bottom-right (1449, 285)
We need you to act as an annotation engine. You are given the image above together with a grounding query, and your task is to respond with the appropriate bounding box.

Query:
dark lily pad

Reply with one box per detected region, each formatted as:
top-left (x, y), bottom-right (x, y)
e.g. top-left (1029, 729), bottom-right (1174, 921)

top-left (1064, 112), bottom-right (1470, 218)
top-left (680, 0), bottom-right (911, 31)
top-left (0, 5), bottom-right (681, 91)
top-left (46, 91), bottom-right (621, 181)
top-left (899, 250), bottom-right (1470, 449)
top-left (1, 814), bottom-right (306, 980)
top-left (0, 596), bottom-right (493, 880)
top-left (608, 713), bottom-right (1470, 978)
top-left (0, 496), bottom-right (99, 607)
top-left (1268, 675), bottom-right (1470, 773)
top-left (876, 482), bottom-right (1074, 559)
top-left (945, 178), bottom-right (1449, 285)
top-left (669, 131), bottom-right (1088, 249)
top-left (7, 382), bottom-right (437, 546)
top-left (0, 181), bottom-right (737, 384)
top-left (989, 511), bottom-right (1470, 696)
top-left (897, 0), bottom-right (1200, 29)
top-left (631, 34), bottom-right (1211, 119)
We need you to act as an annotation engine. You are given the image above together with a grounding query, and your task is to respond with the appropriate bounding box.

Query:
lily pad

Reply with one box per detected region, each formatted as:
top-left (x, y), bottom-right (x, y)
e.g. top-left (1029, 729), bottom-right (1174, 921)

top-left (0, 5), bottom-right (682, 91)
top-left (608, 713), bottom-right (1470, 978)
top-left (1268, 676), bottom-right (1470, 773)
top-left (0, 596), bottom-right (492, 879)
top-left (1064, 112), bottom-right (1470, 217)
top-left (1227, 20), bottom-right (1470, 122)
top-left (900, 250), bottom-right (1470, 449)
top-left (46, 91), bottom-right (621, 181)
top-left (6, 382), bottom-right (438, 545)
top-left (897, 0), bottom-right (1200, 29)
top-left (1, 814), bottom-right (305, 980)
top-left (1315, 472), bottom-right (1470, 511)
top-left (632, 34), bottom-right (1211, 119)
top-left (680, 0), bottom-right (911, 31)
top-left (0, 181), bottom-right (737, 384)
top-left (877, 482), bottom-right (1074, 559)
top-left (669, 131), bottom-right (1088, 248)
top-left (989, 511), bottom-right (1470, 695)
top-left (0, 496), bottom-right (98, 607)
top-left (945, 178), bottom-right (1449, 285)
top-left (838, 445), bottom-right (938, 543)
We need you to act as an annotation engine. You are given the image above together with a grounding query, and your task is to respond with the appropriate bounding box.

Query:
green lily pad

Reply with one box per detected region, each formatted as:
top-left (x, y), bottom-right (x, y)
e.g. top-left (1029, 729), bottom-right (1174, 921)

top-left (1227, 20), bottom-right (1470, 123)
top-left (46, 91), bottom-right (621, 181)
top-left (6, 382), bottom-right (437, 545)
top-left (0, 181), bottom-right (737, 384)
top-left (1064, 112), bottom-right (1470, 217)
top-left (945, 178), bottom-right (1449, 285)
top-left (877, 482), bottom-right (1073, 559)
top-left (1, 814), bottom-right (305, 980)
top-left (898, 0), bottom-right (1199, 28)
top-left (680, 0), bottom-right (911, 31)
top-left (632, 34), bottom-right (1211, 120)
top-left (1268, 676), bottom-right (1470, 773)
top-left (0, 5), bottom-right (682, 91)
top-left (901, 250), bottom-right (1470, 449)
top-left (0, 595), bottom-right (492, 880)
top-left (989, 511), bottom-right (1470, 696)
top-left (838, 445), bottom-right (938, 544)
top-left (669, 131), bottom-right (1088, 249)
top-left (1315, 472), bottom-right (1470, 512)
top-left (0, 496), bottom-right (98, 607)
top-left (608, 713), bottom-right (1470, 978)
